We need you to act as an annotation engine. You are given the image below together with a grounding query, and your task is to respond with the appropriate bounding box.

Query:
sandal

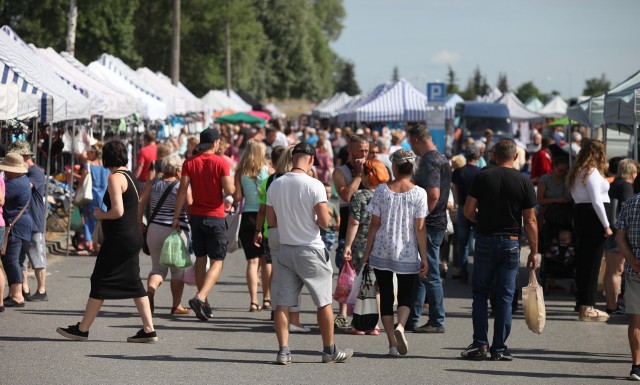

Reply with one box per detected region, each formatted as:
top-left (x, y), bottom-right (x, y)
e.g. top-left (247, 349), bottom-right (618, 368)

top-left (347, 327), bottom-right (365, 335)
top-left (249, 302), bottom-right (262, 312)
top-left (262, 298), bottom-right (272, 310)
top-left (579, 307), bottom-right (609, 322)
top-left (366, 326), bottom-right (380, 335)
top-left (171, 307), bottom-right (189, 315)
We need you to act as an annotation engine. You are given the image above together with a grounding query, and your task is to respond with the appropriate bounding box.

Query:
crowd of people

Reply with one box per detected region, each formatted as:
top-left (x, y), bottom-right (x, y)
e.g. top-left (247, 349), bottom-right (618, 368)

top-left (0, 115), bottom-right (638, 377)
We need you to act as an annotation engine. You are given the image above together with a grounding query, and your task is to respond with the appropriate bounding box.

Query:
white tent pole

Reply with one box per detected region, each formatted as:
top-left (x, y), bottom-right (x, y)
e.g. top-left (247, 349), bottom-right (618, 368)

top-left (44, 122), bottom-right (54, 223)
top-left (634, 122), bottom-right (638, 162)
top-left (100, 116), bottom-right (105, 142)
top-left (66, 121), bottom-right (76, 257)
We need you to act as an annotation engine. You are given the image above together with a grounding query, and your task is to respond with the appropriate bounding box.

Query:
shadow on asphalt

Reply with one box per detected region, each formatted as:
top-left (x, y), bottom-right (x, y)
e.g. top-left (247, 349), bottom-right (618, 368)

top-left (445, 369), bottom-right (625, 381)
top-left (87, 354), bottom-right (266, 365)
top-left (0, 335), bottom-right (122, 343)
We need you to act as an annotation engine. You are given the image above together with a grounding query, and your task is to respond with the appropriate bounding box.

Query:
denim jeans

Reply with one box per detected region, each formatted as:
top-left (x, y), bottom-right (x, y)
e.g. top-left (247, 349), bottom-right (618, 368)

top-left (471, 234), bottom-right (520, 355)
top-left (456, 206), bottom-right (475, 280)
top-left (409, 227), bottom-right (446, 328)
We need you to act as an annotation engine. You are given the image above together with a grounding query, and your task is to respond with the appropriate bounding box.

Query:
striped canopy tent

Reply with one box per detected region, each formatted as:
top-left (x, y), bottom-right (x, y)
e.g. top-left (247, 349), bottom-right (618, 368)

top-left (0, 65), bottom-right (53, 120)
top-left (525, 96), bottom-right (544, 112)
top-left (88, 56), bottom-right (167, 120)
top-left (137, 67), bottom-right (190, 115)
top-left (312, 92), bottom-right (353, 119)
top-left (444, 93), bottom-right (464, 119)
top-left (539, 95), bottom-right (568, 118)
top-left (37, 47), bottom-right (135, 119)
top-left (0, 26), bottom-right (90, 122)
top-left (496, 92), bottom-right (543, 121)
top-left (338, 79), bottom-right (426, 123)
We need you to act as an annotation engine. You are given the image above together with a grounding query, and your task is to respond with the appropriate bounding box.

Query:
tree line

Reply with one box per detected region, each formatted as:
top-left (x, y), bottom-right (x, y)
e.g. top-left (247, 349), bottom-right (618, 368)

top-left (0, 0), bottom-right (348, 100)
top-left (446, 65), bottom-right (611, 103)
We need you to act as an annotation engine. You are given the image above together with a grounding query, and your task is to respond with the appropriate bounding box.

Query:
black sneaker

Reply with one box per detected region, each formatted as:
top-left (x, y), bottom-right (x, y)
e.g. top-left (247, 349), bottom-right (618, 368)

top-left (606, 306), bottom-right (624, 315)
top-left (56, 322), bottom-right (89, 341)
top-left (490, 350), bottom-right (514, 361)
top-left (631, 365), bottom-right (640, 381)
top-left (127, 329), bottom-right (158, 343)
top-left (461, 342), bottom-right (488, 360)
top-left (204, 300), bottom-right (213, 318)
top-left (27, 291), bottom-right (48, 302)
top-left (22, 290), bottom-right (30, 300)
top-left (189, 296), bottom-right (209, 321)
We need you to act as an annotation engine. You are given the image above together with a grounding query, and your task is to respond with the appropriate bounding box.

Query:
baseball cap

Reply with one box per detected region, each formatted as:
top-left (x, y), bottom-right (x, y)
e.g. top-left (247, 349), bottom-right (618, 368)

top-left (464, 145), bottom-right (480, 160)
top-left (197, 128), bottom-right (221, 151)
top-left (292, 141), bottom-right (316, 157)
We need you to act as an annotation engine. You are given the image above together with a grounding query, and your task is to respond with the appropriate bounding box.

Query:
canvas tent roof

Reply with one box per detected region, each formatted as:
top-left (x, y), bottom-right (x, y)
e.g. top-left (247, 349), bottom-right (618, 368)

top-left (338, 79), bottom-right (427, 123)
top-left (265, 103), bottom-right (285, 119)
top-left (0, 26), bottom-right (90, 122)
top-left (604, 69), bottom-right (640, 125)
top-left (496, 92), bottom-right (543, 121)
top-left (154, 73), bottom-right (203, 113)
top-left (480, 87), bottom-right (503, 103)
top-left (137, 67), bottom-right (189, 115)
top-left (221, 90), bottom-right (253, 112)
top-left (37, 47), bottom-right (135, 119)
top-left (525, 97), bottom-right (544, 112)
top-left (567, 95), bottom-right (605, 130)
top-left (0, 68), bottom-right (53, 121)
top-left (539, 95), bottom-right (568, 118)
top-left (201, 90), bottom-right (251, 113)
top-left (313, 92), bottom-right (353, 118)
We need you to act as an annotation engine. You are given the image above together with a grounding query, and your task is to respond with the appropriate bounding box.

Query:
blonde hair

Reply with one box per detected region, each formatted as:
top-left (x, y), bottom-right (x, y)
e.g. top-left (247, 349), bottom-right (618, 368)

top-left (617, 158), bottom-right (638, 180)
top-left (275, 146), bottom-right (294, 174)
top-left (567, 139), bottom-right (606, 189)
top-left (237, 139), bottom-right (266, 178)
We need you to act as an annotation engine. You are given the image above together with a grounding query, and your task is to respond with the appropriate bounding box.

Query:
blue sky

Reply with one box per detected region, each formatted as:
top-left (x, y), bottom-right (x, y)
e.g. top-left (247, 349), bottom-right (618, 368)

top-left (331, 0), bottom-right (640, 99)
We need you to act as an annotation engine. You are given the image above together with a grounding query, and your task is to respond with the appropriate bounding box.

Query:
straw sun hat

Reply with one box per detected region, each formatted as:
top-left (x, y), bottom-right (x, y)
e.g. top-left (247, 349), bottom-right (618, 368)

top-left (0, 153), bottom-right (28, 174)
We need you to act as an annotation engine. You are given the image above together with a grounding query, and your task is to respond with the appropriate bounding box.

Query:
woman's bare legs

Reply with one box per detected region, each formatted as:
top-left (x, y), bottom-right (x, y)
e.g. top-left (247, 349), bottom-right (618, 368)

top-left (133, 296), bottom-right (155, 333)
top-left (79, 298), bottom-right (104, 332)
top-left (246, 258), bottom-right (260, 307)
top-left (260, 258), bottom-right (272, 304)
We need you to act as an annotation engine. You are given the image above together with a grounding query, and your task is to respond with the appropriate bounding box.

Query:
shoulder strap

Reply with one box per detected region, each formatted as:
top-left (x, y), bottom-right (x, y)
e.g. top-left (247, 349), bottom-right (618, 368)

top-left (9, 202), bottom-right (28, 228)
top-left (149, 180), bottom-right (179, 223)
top-left (115, 171), bottom-right (139, 200)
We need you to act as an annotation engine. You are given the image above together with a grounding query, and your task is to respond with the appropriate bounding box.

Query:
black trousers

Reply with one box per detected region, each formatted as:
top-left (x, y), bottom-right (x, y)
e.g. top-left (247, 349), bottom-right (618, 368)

top-left (573, 203), bottom-right (608, 307)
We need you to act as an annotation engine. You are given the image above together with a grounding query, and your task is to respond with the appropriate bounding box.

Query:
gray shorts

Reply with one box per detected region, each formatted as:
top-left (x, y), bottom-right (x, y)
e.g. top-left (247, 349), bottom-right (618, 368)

top-left (272, 243), bottom-right (333, 308)
top-left (22, 232), bottom-right (46, 270)
top-left (268, 229), bottom-right (301, 312)
top-left (625, 274), bottom-right (640, 315)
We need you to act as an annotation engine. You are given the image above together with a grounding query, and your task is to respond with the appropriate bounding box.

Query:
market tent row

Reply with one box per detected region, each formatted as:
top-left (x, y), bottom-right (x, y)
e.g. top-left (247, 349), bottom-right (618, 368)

top-left (155, 72), bottom-right (203, 114)
top-left (604, 69), bottom-right (640, 126)
top-left (539, 95), bottom-right (568, 118)
top-left (312, 92), bottom-right (354, 119)
top-left (337, 79), bottom-right (427, 123)
top-left (0, 26), bottom-right (90, 122)
top-left (88, 54), bottom-right (167, 120)
top-left (137, 67), bottom-right (203, 115)
top-left (525, 96), bottom-right (544, 112)
top-left (201, 90), bottom-right (251, 113)
top-left (37, 47), bottom-right (135, 119)
top-left (0, 66), bottom-right (53, 121)
top-left (495, 92), bottom-right (544, 145)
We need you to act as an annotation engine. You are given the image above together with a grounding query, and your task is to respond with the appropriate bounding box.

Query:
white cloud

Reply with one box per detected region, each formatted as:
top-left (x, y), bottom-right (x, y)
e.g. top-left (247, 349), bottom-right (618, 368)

top-left (431, 50), bottom-right (460, 65)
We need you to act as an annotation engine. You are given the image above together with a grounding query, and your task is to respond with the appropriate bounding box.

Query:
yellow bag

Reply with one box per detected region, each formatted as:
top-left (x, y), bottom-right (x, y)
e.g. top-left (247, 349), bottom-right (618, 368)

top-left (522, 270), bottom-right (546, 334)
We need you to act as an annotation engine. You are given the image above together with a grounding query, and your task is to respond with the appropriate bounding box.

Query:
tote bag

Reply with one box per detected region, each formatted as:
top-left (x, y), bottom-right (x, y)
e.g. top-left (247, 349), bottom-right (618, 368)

top-left (352, 264), bottom-right (379, 332)
top-left (225, 204), bottom-right (242, 253)
top-left (74, 165), bottom-right (93, 206)
top-left (522, 270), bottom-right (546, 334)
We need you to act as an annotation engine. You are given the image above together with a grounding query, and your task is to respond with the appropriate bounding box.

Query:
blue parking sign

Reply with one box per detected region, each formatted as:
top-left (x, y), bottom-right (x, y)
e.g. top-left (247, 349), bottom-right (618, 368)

top-left (427, 83), bottom-right (446, 103)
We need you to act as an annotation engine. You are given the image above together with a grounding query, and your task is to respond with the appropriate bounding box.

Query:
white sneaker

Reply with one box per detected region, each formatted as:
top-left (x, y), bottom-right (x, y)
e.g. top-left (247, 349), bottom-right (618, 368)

top-left (289, 324), bottom-right (311, 333)
top-left (387, 347), bottom-right (400, 357)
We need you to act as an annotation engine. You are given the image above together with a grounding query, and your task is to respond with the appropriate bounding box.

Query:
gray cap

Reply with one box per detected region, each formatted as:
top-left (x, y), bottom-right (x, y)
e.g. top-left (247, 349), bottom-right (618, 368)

top-left (464, 145), bottom-right (480, 161)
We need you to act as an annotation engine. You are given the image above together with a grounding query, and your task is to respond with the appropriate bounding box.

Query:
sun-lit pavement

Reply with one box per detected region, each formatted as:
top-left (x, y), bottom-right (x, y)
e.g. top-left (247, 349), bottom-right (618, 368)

top-left (0, 239), bottom-right (631, 384)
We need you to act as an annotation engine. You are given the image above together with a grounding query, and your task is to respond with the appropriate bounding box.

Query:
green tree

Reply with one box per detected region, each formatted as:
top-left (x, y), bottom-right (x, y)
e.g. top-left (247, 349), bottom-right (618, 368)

top-left (391, 66), bottom-right (399, 82)
top-left (516, 81), bottom-right (541, 103)
top-left (583, 74), bottom-right (611, 96)
top-left (461, 67), bottom-right (489, 100)
top-left (312, 0), bottom-right (345, 42)
top-left (335, 61), bottom-right (360, 95)
top-left (0, 0), bottom-right (68, 51)
top-left (497, 72), bottom-right (508, 93)
top-left (445, 65), bottom-right (460, 94)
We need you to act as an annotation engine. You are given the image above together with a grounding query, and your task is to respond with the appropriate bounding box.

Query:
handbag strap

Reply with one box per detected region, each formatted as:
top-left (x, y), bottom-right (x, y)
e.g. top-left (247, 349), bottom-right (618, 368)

top-left (8, 202), bottom-right (28, 229)
top-left (115, 170), bottom-right (139, 200)
top-left (149, 180), bottom-right (179, 224)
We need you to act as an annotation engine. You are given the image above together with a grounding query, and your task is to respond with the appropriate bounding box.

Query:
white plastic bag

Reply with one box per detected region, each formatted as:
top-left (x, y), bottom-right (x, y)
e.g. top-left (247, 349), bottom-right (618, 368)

top-left (522, 270), bottom-right (546, 334)
top-left (347, 266), bottom-right (364, 306)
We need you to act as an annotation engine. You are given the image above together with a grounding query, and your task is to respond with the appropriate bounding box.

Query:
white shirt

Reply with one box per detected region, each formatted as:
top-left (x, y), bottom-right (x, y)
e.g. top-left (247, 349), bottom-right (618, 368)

top-left (266, 172), bottom-right (327, 249)
top-left (570, 168), bottom-right (610, 228)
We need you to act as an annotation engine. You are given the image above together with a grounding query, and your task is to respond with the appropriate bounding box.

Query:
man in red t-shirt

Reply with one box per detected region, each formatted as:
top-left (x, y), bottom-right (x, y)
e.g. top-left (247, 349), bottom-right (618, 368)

top-left (174, 128), bottom-right (234, 321)
top-left (530, 137), bottom-right (552, 185)
top-left (134, 131), bottom-right (157, 182)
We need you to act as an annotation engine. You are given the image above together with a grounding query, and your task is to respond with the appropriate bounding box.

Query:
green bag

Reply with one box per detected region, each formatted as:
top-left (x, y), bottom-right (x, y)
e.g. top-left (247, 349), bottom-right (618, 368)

top-left (70, 205), bottom-right (84, 232)
top-left (159, 230), bottom-right (192, 268)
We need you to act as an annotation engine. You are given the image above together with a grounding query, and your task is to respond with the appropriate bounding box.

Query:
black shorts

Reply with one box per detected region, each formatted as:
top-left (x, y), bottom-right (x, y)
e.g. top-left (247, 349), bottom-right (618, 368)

top-left (262, 238), bottom-right (272, 264)
top-left (239, 212), bottom-right (264, 260)
top-left (190, 215), bottom-right (227, 260)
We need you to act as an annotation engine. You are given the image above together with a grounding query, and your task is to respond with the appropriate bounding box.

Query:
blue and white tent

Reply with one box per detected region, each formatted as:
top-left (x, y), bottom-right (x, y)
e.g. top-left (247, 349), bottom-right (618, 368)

top-left (0, 63), bottom-right (53, 120)
top-left (338, 79), bottom-right (427, 123)
top-left (0, 26), bottom-right (89, 122)
top-left (312, 92), bottom-right (353, 119)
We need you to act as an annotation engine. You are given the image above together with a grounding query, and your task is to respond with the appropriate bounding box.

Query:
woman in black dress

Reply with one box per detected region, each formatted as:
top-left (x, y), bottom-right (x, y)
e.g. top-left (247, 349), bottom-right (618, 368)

top-left (57, 141), bottom-right (157, 342)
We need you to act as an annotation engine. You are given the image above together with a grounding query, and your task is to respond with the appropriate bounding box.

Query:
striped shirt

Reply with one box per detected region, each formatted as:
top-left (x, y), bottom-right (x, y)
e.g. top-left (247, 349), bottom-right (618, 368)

top-left (615, 193), bottom-right (640, 275)
top-left (149, 179), bottom-right (189, 231)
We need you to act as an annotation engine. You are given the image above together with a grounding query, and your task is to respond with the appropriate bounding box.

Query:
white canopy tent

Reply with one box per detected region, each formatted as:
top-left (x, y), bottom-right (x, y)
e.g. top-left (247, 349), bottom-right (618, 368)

top-left (201, 90), bottom-right (251, 112)
top-left (0, 26), bottom-right (90, 122)
top-left (88, 61), bottom-right (167, 120)
top-left (496, 92), bottom-right (544, 121)
top-left (0, 74), bottom-right (53, 120)
top-left (37, 47), bottom-right (135, 119)
top-left (567, 94), bottom-right (605, 132)
top-left (525, 96), bottom-right (544, 112)
top-left (137, 67), bottom-right (188, 115)
top-left (153, 72), bottom-right (203, 113)
top-left (604, 70), bottom-right (640, 126)
top-left (265, 103), bottom-right (285, 119)
top-left (480, 87), bottom-right (503, 103)
top-left (312, 92), bottom-right (353, 119)
top-left (539, 95), bottom-right (568, 118)
top-left (221, 89), bottom-right (253, 112)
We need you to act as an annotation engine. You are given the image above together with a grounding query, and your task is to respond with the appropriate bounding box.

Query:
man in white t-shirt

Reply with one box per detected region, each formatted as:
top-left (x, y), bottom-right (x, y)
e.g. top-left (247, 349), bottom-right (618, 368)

top-left (266, 141), bottom-right (353, 365)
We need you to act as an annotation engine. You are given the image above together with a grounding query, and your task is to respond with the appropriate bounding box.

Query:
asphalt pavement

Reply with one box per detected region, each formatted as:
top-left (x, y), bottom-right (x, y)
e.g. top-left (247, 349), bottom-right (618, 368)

top-left (0, 234), bottom-right (633, 384)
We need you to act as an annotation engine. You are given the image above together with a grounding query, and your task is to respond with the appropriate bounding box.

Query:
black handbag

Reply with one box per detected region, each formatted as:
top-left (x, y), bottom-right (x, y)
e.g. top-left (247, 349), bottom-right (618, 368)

top-left (142, 180), bottom-right (179, 255)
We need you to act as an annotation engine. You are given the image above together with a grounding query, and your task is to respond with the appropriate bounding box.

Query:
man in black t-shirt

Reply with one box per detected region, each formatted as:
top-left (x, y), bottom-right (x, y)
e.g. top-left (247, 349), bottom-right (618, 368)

top-left (460, 139), bottom-right (538, 361)
top-left (407, 124), bottom-right (451, 333)
top-left (451, 145), bottom-right (481, 284)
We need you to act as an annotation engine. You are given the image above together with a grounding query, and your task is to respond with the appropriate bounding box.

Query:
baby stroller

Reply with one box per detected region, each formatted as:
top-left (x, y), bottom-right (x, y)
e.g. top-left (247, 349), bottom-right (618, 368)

top-left (540, 202), bottom-right (577, 294)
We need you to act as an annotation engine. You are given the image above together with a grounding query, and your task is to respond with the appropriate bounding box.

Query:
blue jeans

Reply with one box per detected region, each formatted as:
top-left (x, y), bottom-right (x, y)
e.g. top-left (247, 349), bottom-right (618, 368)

top-left (409, 227), bottom-right (446, 328)
top-left (471, 235), bottom-right (520, 355)
top-left (456, 207), bottom-right (475, 280)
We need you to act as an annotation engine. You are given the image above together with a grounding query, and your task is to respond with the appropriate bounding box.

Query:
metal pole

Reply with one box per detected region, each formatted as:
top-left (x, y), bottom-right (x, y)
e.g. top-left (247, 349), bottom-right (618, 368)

top-left (100, 116), bottom-right (105, 142)
top-left (32, 119), bottom-right (38, 166)
top-left (66, 121), bottom-right (76, 257)
top-left (44, 123), bottom-right (54, 223)
top-left (635, 122), bottom-right (639, 161)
